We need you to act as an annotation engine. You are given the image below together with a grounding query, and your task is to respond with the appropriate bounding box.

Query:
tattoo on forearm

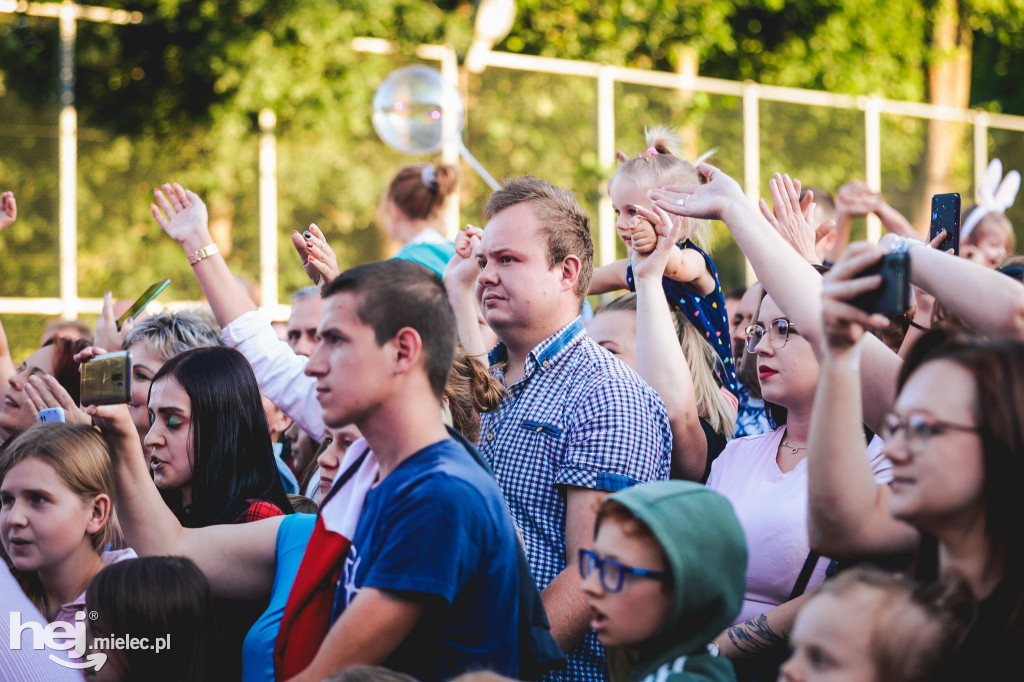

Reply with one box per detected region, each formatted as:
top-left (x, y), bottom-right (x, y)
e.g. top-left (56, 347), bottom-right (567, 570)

top-left (726, 614), bottom-right (788, 657)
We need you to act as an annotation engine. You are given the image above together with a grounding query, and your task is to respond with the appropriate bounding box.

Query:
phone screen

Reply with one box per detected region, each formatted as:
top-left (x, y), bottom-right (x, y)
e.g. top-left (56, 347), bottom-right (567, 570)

top-left (929, 193), bottom-right (961, 256)
top-left (117, 279), bottom-right (170, 331)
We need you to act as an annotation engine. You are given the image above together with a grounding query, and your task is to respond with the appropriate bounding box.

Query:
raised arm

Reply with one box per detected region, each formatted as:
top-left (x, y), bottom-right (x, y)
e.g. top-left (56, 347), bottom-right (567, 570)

top-left (291, 223), bottom-right (340, 295)
top-left (632, 205), bottom-right (708, 481)
top-left (807, 245), bottom-right (920, 557)
top-left (83, 349), bottom-right (281, 600)
top-left (443, 226), bottom-right (489, 359)
top-left (0, 193), bottom-right (19, 388)
top-left (894, 235), bottom-right (1024, 340)
top-left (150, 182), bottom-right (257, 327)
top-left (649, 164), bottom-right (902, 431)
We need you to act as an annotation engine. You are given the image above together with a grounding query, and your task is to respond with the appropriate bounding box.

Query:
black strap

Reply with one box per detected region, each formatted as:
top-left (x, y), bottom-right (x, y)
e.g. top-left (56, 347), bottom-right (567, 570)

top-left (788, 551), bottom-right (821, 600)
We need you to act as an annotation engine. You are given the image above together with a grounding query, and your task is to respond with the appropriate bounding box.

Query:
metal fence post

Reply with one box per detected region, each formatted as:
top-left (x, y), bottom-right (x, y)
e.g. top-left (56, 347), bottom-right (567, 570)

top-left (864, 96), bottom-right (882, 242)
top-left (597, 66), bottom-right (616, 268)
top-left (742, 81), bottom-right (760, 286)
top-left (258, 109), bottom-right (278, 310)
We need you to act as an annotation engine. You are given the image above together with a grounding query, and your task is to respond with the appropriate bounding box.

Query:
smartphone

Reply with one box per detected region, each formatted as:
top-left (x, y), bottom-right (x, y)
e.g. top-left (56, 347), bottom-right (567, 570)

top-left (117, 279), bottom-right (170, 331)
top-left (929, 193), bottom-right (961, 256)
top-left (38, 407), bottom-right (66, 423)
top-left (851, 252), bottom-right (911, 316)
top-left (80, 351), bottom-right (132, 406)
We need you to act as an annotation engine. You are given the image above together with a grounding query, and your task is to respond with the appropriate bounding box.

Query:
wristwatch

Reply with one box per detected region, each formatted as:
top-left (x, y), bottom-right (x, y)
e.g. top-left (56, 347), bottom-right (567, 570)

top-left (187, 243), bottom-right (220, 266)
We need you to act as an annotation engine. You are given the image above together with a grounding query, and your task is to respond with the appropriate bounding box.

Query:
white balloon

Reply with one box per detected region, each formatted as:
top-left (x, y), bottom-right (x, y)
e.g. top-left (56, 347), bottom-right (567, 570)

top-left (372, 66), bottom-right (465, 155)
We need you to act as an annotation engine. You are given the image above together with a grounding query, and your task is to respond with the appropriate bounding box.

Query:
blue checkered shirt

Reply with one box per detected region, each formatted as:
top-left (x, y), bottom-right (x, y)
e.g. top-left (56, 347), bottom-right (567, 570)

top-left (478, 317), bottom-right (673, 682)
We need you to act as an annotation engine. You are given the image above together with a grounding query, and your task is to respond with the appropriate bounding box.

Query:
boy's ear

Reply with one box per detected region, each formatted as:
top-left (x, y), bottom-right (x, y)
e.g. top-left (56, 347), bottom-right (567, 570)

top-left (560, 255), bottom-right (582, 292)
top-left (391, 327), bottom-right (424, 377)
top-left (86, 494), bottom-right (111, 535)
top-left (615, 150), bottom-right (629, 163)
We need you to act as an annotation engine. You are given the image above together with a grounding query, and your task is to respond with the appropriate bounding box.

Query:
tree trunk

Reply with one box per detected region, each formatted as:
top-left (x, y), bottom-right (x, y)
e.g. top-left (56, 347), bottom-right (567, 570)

top-left (911, 0), bottom-right (973, 234)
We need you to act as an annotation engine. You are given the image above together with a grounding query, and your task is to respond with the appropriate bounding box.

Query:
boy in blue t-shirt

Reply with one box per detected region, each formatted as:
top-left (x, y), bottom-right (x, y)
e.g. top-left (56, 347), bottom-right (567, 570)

top-left (335, 437), bottom-right (520, 681)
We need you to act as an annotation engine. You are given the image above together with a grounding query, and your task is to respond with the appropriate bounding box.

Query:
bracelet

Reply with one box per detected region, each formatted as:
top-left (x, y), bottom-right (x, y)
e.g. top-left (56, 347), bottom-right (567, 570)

top-left (707, 640), bottom-right (721, 657)
top-left (909, 320), bottom-right (930, 331)
top-left (187, 243), bottom-right (220, 266)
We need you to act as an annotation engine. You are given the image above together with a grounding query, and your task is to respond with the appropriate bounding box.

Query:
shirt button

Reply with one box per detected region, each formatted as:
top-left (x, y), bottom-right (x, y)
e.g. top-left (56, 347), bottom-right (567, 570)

top-left (535, 426), bottom-right (543, 433)
top-left (541, 360), bottom-right (549, 368)
top-left (486, 432), bottom-right (495, 441)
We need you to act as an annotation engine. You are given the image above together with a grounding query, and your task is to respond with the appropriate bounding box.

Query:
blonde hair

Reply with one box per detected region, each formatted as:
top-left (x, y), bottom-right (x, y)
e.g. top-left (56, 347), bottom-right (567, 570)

top-left (0, 423), bottom-right (117, 609)
top-left (599, 294), bottom-right (734, 438)
top-left (609, 126), bottom-right (716, 251)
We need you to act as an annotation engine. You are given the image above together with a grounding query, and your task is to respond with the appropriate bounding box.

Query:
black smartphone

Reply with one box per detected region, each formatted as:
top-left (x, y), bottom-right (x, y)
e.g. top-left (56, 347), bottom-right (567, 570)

top-left (80, 351), bottom-right (132, 406)
top-left (117, 279), bottom-right (170, 331)
top-left (929, 193), bottom-right (961, 256)
top-left (851, 252), bottom-right (911, 316)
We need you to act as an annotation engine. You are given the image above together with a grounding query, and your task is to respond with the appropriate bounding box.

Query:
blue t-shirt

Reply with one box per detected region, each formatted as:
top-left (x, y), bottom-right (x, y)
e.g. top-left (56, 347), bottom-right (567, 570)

top-left (393, 241), bottom-right (456, 279)
top-left (241, 513), bottom-right (317, 682)
top-left (333, 438), bottom-right (521, 681)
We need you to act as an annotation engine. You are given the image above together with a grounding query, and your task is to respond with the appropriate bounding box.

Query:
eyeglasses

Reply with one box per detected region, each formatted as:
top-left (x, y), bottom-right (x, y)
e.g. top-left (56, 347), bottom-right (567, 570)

top-left (578, 548), bottom-right (668, 593)
top-left (879, 413), bottom-right (980, 456)
top-left (744, 318), bottom-right (799, 354)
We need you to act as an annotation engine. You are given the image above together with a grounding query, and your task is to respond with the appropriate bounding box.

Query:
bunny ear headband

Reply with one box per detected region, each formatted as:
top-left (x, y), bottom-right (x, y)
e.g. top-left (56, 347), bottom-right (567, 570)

top-left (962, 158), bottom-right (1021, 240)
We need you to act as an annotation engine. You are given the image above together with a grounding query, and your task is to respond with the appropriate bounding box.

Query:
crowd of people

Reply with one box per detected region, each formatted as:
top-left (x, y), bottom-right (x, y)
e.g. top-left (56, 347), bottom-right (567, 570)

top-left (0, 127), bottom-right (1022, 682)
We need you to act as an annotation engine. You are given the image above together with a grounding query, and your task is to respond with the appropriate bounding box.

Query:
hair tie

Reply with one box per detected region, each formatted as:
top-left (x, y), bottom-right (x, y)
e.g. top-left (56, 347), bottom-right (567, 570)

top-left (962, 158), bottom-right (1020, 240)
top-left (639, 146), bottom-right (659, 159)
top-left (420, 164), bottom-right (439, 192)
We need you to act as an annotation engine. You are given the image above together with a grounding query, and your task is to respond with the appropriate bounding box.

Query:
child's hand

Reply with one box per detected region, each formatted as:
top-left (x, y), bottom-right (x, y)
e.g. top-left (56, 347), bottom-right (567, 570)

top-left (836, 180), bottom-right (882, 219)
top-left (629, 216), bottom-right (658, 254)
top-left (631, 205), bottom-right (682, 282)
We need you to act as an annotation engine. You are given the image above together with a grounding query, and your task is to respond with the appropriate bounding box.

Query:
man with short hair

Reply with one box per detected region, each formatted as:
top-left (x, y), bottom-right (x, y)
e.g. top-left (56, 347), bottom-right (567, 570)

top-left (471, 176), bottom-right (673, 682)
top-left (287, 286), bottom-right (323, 357)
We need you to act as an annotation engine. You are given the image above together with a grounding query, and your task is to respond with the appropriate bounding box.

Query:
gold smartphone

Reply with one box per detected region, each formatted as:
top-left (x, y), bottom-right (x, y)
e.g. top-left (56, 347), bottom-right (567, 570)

top-left (80, 351), bottom-right (132, 406)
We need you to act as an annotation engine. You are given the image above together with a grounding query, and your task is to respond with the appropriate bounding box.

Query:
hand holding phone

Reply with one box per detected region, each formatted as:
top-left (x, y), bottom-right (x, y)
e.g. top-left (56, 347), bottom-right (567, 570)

top-left (117, 279), bottom-right (170, 331)
top-left (80, 351), bottom-right (133, 406)
top-left (38, 407), bottom-right (66, 423)
top-left (850, 252), bottom-right (912, 316)
top-left (929, 193), bottom-right (961, 256)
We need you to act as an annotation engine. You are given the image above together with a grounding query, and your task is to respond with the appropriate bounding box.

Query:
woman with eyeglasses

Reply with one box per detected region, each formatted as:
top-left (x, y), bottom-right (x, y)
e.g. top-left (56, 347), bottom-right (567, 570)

top-left (808, 255), bottom-right (1024, 680)
top-left (701, 287), bottom-right (892, 679)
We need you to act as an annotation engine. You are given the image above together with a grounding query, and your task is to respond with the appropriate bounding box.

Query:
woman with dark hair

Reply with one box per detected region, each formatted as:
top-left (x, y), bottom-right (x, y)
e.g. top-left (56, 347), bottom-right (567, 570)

top-left (0, 336), bottom-right (89, 445)
top-left (146, 346), bottom-right (293, 527)
top-left (811, 255), bottom-right (1024, 678)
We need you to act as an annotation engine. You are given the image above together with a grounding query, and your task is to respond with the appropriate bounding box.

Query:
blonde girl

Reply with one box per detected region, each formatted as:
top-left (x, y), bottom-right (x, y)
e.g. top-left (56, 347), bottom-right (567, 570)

top-left (0, 423), bottom-right (134, 625)
top-left (591, 127), bottom-right (737, 395)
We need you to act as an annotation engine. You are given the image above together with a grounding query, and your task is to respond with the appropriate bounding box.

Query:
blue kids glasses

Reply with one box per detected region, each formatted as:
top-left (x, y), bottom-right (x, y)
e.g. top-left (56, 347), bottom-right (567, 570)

top-left (578, 548), bottom-right (669, 593)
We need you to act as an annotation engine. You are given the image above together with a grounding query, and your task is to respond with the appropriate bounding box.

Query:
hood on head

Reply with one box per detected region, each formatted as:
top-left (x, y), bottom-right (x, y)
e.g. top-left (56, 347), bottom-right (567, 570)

top-left (605, 480), bottom-right (746, 657)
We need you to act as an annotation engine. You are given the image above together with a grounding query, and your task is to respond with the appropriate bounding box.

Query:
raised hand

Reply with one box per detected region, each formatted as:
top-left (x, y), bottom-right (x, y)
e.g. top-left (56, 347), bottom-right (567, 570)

top-left (0, 191), bottom-right (16, 230)
top-left (86, 401), bottom-right (145, 464)
top-left (820, 243), bottom-right (890, 354)
top-left (836, 181), bottom-right (881, 219)
top-left (759, 172), bottom-right (819, 263)
top-left (648, 162), bottom-right (746, 222)
top-left (25, 375), bottom-right (92, 426)
top-left (150, 182), bottom-right (210, 247)
top-left (631, 205), bottom-right (683, 282)
top-left (93, 291), bottom-right (134, 353)
top-left (291, 223), bottom-right (340, 294)
top-left (444, 225), bottom-right (484, 293)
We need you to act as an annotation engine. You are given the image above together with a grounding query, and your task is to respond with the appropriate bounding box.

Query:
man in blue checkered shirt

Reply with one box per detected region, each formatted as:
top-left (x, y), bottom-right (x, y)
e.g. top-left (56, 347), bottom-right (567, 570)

top-left (471, 176), bottom-right (673, 682)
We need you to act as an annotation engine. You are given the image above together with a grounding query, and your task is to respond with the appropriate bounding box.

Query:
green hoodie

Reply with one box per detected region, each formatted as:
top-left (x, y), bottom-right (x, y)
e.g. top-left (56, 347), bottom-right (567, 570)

top-left (603, 481), bottom-right (747, 682)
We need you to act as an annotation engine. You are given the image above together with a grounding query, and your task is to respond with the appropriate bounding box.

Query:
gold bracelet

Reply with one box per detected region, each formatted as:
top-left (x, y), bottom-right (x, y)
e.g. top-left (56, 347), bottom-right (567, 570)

top-left (187, 243), bottom-right (220, 266)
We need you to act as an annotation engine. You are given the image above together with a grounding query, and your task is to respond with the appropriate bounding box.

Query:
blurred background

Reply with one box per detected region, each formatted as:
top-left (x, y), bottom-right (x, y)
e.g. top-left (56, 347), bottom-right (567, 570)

top-left (1, 0), bottom-right (1023, 360)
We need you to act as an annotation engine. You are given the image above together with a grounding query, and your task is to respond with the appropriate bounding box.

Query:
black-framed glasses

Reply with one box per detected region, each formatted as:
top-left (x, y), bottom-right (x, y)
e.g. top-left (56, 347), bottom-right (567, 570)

top-left (578, 548), bottom-right (668, 593)
top-left (744, 318), bottom-right (799, 354)
top-left (879, 413), bottom-right (980, 456)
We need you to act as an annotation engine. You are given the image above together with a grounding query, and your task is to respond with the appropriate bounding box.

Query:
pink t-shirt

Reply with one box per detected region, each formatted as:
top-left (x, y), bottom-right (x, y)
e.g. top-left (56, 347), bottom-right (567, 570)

top-left (707, 427), bottom-right (891, 625)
